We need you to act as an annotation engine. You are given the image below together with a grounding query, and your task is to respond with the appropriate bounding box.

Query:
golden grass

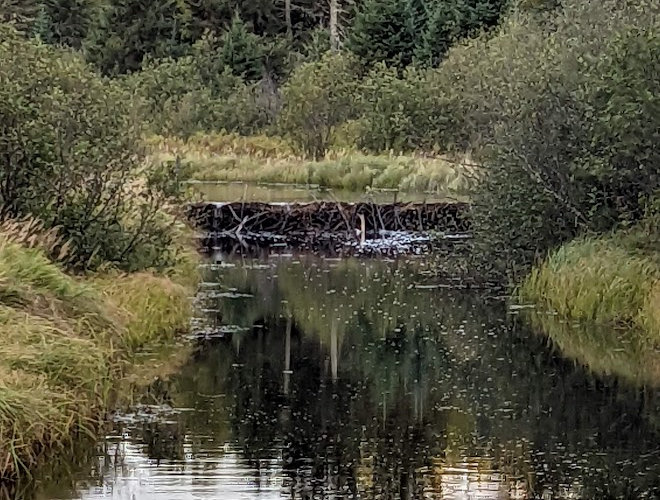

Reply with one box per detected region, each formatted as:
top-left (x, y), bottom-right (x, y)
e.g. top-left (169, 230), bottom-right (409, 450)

top-left (147, 133), bottom-right (479, 195)
top-left (0, 231), bottom-right (197, 478)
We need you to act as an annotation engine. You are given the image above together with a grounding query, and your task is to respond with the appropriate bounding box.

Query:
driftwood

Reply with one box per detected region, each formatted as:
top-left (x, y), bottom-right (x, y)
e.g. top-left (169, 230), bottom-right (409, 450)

top-left (188, 201), bottom-right (469, 236)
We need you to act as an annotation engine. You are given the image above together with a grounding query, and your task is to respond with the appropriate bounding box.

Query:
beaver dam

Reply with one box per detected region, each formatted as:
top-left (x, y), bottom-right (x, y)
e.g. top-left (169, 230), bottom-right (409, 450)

top-left (187, 201), bottom-right (470, 255)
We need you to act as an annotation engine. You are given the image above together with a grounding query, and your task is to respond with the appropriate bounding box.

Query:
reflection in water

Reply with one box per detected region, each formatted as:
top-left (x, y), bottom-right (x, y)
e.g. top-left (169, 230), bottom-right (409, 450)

top-left (22, 256), bottom-right (660, 499)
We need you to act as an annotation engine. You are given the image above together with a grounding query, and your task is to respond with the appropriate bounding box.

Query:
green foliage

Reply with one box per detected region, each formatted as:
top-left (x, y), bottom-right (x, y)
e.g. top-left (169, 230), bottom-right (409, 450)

top-left (85, 0), bottom-right (191, 75)
top-left (348, 0), bottom-right (507, 67)
top-left (0, 26), bottom-right (185, 271)
top-left (278, 53), bottom-right (361, 158)
top-left (447, 0), bottom-right (660, 272)
top-left (1, 0), bottom-right (107, 48)
top-left (42, 0), bottom-right (107, 48)
top-left (415, 0), bottom-right (507, 66)
top-left (125, 46), bottom-right (277, 138)
top-left (218, 14), bottom-right (264, 81)
top-left (347, 0), bottom-right (422, 68)
top-left (357, 63), bottom-right (453, 152)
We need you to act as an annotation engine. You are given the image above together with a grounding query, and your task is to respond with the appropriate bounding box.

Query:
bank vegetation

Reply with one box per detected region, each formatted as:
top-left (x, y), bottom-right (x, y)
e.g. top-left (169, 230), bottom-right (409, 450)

top-left (0, 0), bottom-right (658, 476)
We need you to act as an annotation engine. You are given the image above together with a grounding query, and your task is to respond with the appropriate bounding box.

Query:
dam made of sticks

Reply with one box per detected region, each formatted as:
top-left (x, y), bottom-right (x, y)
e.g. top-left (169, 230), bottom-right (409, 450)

top-left (188, 201), bottom-right (470, 255)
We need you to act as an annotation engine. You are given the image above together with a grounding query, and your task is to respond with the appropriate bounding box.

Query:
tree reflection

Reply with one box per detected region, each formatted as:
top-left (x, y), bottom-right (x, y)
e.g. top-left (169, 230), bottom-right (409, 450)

top-left (16, 256), bottom-right (660, 500)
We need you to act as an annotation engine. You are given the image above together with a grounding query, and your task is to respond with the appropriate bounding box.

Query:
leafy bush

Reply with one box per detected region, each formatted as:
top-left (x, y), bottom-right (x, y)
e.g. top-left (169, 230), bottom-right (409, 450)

top-left (278, 52), bottom-right (361, 158)
top-left (439, 0), bottom-right (660, 271)
top-left (357, 63), bottom-right (454, 152)
top-left (124, 32), bottom-right (279, 138)
top-left (0, 26), bottom-right (185, 271)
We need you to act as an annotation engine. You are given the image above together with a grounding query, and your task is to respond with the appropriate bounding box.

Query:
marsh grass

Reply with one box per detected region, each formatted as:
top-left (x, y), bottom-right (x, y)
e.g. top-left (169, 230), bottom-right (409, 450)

top-left (148, 134), bottom-right (478, 195)
top-left (519, 227), bottom-right (660, 343)
top-left (95, 273), bottom-right (191, 352)
top-left (0, 232), bottom-right (196, 478)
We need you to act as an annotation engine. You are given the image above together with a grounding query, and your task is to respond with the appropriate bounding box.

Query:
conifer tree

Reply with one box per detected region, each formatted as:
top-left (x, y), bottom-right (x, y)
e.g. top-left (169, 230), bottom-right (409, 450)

top-left (347, 0), bottom-right (419, 67)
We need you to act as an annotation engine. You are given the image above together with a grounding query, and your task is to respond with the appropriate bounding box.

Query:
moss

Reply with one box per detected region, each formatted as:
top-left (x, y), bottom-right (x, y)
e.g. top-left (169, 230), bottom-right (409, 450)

top-left (0, 234), bottom-right (198, 478)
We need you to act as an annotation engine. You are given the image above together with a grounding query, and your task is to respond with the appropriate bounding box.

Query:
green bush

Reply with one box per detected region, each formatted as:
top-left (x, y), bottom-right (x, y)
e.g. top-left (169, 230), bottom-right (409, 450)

top-left (124, 31), bottom-right (279, 138)
top-left (439, 0), bottom-right (660, 272)
top-left (0, 26), bottom-right (185, 271)
top-left (278, 52), bottom-right (361, 158)
top-left (357, 63), bottom-right (455, 152)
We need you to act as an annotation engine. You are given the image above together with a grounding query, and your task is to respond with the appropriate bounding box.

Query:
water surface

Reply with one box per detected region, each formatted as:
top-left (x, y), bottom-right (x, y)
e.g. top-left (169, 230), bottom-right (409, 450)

top-left (191, 182), bottom-right (459, 204)
top-left (28, 255), bottom-right (660, 499)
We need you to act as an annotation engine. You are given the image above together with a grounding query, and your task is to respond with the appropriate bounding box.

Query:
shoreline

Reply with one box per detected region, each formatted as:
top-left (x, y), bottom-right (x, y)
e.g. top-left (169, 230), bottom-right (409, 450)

top-left (518, 227), bottom-right (660, 384)
top-left (0, 236), bottom-right (199, 480)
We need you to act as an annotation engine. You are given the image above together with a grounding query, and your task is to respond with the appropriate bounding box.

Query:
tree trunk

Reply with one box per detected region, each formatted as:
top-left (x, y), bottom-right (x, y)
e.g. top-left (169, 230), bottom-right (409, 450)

top-left (285, 0), bottom-right (292, 38)
top-left (329, 0), bottom-right (340, 51)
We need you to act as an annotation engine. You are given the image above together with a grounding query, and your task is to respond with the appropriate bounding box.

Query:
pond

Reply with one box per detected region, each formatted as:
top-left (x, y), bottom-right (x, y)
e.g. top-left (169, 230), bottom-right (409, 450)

top-left (191, 181), bottom-right (461, 204)
top-left (23, 255), bottom-right (660, 499)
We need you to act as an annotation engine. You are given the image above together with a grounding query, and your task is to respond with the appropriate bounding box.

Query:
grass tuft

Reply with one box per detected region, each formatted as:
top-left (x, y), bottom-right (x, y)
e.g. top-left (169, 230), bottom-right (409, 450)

top-left (519, 227), bottom-right (660, 343)
top-left (0, 230), bottom-right (196, 478)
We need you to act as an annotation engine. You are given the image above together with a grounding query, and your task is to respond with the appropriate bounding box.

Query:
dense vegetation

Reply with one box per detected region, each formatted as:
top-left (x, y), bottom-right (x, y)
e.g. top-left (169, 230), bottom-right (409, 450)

top-left (4, 0), bottom-right (651, 275)
top-left (0, 0), bottom-right (658, 478)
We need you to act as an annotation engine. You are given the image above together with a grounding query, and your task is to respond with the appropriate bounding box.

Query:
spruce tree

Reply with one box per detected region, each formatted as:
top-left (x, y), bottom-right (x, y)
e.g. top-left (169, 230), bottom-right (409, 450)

top-left (219, 14), bottom-right (264, 81)
top-left (85, 0), bottom-right (191, 75)
top-left (347, 0), bottom-right (420, 67)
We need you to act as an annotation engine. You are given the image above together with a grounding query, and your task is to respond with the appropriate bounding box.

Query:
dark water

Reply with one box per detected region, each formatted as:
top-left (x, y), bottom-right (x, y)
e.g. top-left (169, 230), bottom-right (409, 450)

top-left (27, 255), bottom-right (660, 499)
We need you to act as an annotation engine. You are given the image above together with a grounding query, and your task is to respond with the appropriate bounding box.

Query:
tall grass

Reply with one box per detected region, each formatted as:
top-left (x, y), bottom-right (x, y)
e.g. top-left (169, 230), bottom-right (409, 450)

top-left (519, 229), bottom-right (660, 342)
top-left (148, 134), bottom-right (479, 195)
top-left (0, 231), bottom-right (196, 478)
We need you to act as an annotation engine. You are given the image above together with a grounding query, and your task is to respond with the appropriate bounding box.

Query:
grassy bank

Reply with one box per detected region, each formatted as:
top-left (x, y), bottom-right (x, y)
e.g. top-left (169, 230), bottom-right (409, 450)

top-left (148, 134), bottom-right (478, 195)
top-left (519, 224), bottom-right (660, 381)
top-left (0, 233), bottom-right (197, 478)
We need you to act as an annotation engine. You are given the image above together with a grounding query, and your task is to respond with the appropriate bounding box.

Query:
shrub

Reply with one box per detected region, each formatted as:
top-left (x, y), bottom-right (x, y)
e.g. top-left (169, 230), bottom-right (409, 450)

top-left (0, 26), bottom-right (185, 271)
top-left (278, 52), bottom-right (361, 158)
top-left (440, 0), bottom-right (660, 272)
top-left (125, 33), bottom-right (279, 138)
top-left (357, 63), bottom-right (453, 152)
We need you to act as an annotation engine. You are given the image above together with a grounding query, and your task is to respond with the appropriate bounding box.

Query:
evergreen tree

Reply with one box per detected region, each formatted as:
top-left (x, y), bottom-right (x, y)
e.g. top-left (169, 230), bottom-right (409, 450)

top-left (43, 0), bottom-right (107, 49)
top-left (219, 14), bottom-right (265, 81)
top-left (415, 1), bottom-right (465, 66)
top-left (85, 0), bottom-right (191, 75)
top-left (0, 0), bottom-right (45, 34)
top-left (347, 0), bottom-right (421, 67)
top-left (416, 0), bottom-right (507, 66)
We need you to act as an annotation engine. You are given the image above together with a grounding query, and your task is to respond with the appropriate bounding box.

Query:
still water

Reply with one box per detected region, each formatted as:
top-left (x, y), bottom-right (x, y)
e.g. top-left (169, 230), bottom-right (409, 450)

top-left (31, 256), bottom-right (660, 499)
top-left (191, 182), bottom-right (459, 204)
